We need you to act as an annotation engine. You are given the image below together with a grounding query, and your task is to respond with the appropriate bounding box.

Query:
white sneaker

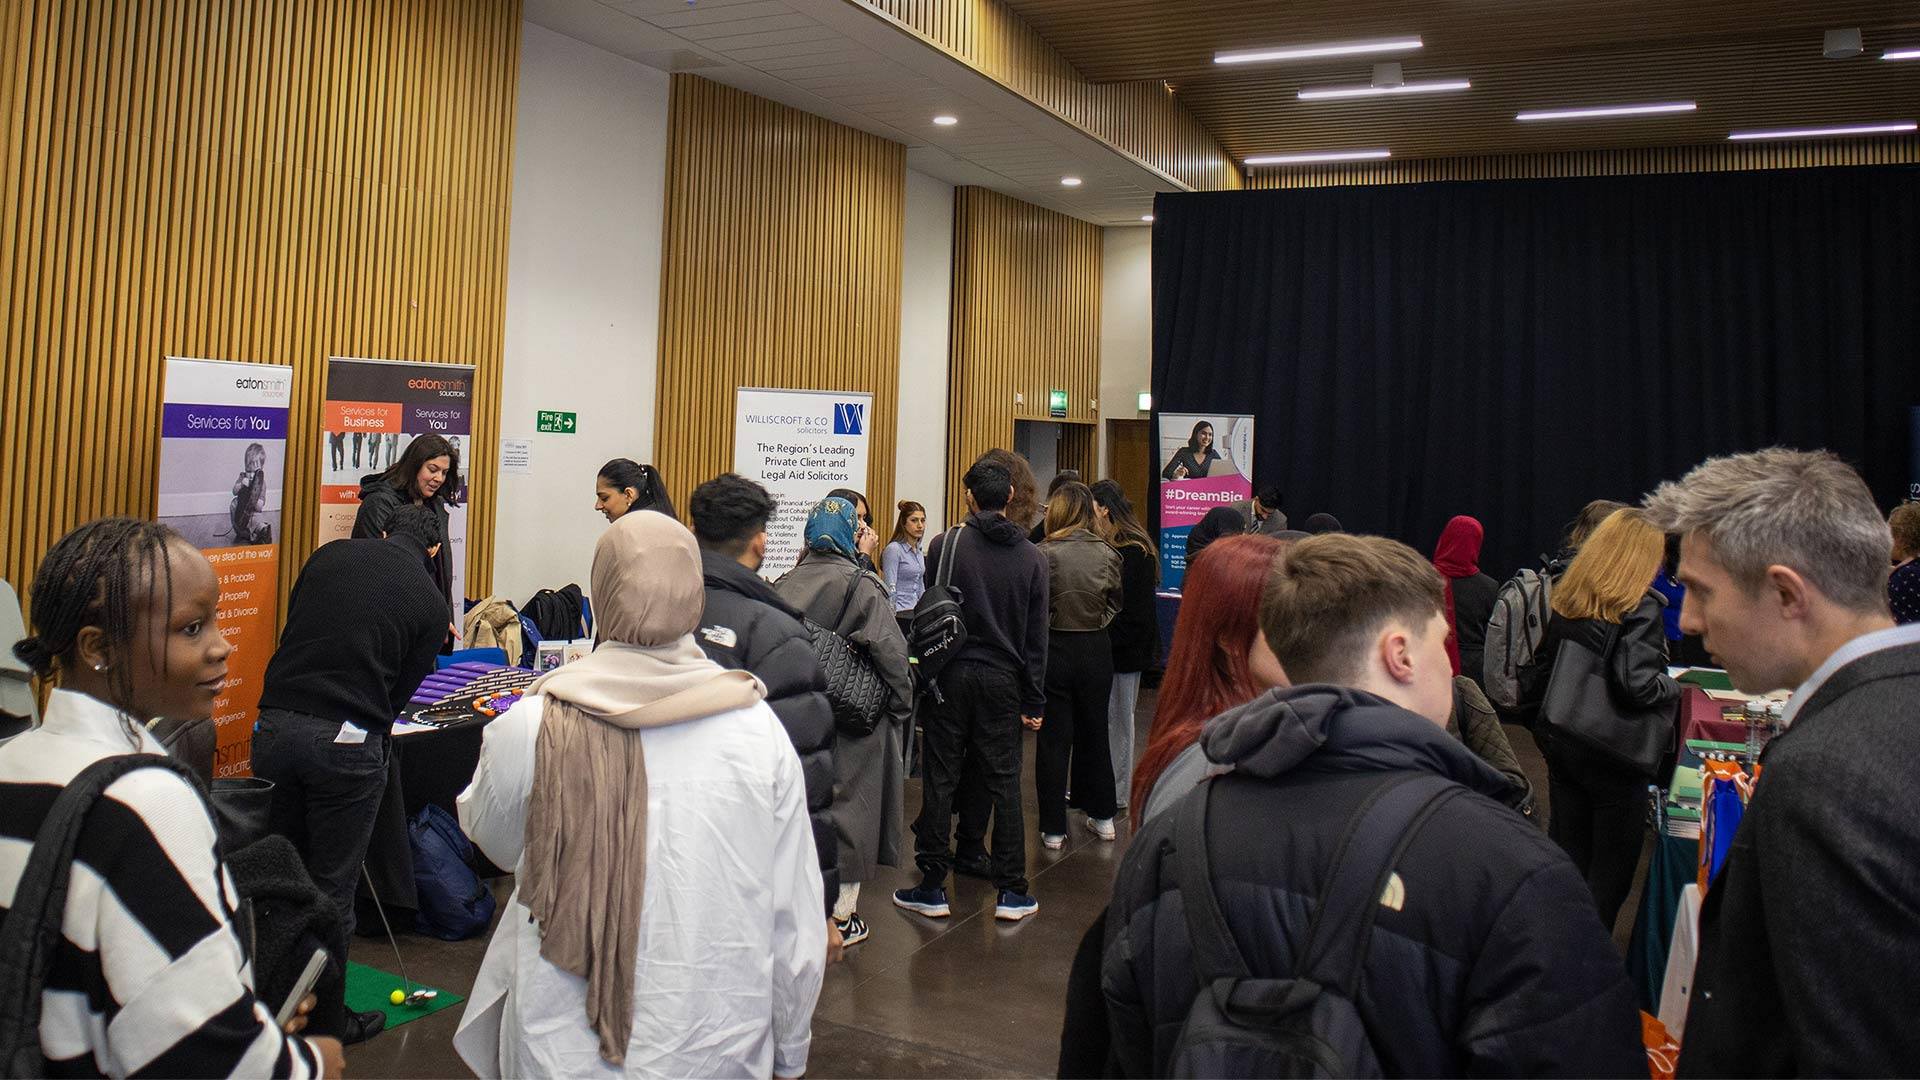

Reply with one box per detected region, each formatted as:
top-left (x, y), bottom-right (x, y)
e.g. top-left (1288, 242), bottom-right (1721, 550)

top-left (1041, 833), bottom-right (1066, 850)
top-left (1086, 817), bottom-right (1116, 841)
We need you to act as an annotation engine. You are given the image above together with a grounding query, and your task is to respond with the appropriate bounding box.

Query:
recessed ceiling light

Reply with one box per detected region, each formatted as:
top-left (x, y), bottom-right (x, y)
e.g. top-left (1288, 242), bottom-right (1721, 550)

top-left (1516, 101), bottom-right (1696, 122)
top-left (1728, 120), bottom-right (1916, 140)
top-left (1141, 214), bottom-right (1155, 222)
top-left (1299, 79), bottom-right (1470, 101)
top-left (1884, 47), bottom-right (1920, 60)
top-left (1215, 36), bottom-right (1421, 65)
top-left (1244, 149), bottom-right (1391, 165)
top-left (1060, 176), bottom-right (1083, 186)
top-left (932, 114), bottom-right (959, 126)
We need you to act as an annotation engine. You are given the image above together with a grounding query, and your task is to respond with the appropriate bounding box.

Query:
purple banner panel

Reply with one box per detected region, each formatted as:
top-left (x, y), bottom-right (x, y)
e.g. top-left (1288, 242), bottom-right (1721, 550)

top-left (161, 403), bottom-right (289, 440)
top-left (406, 402), bottom-right (470, 435)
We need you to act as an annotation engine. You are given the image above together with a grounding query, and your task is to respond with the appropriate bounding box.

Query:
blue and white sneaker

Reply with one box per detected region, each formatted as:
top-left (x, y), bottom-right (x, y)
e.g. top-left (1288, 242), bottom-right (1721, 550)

top-left (994, 890), bottom-right (1039, 922)
top-left (892, 885), bottom-right (951, 918)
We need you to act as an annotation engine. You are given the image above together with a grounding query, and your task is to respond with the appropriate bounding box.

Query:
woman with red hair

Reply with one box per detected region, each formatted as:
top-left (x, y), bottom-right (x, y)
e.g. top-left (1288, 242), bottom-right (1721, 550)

top-left (1132, 533), bottom-right (1294, 819)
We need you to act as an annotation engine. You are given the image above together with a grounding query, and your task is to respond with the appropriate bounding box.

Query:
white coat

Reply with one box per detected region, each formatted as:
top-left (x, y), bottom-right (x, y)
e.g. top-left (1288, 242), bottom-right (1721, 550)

top-left (453, 694), bottom-right (825, 1078)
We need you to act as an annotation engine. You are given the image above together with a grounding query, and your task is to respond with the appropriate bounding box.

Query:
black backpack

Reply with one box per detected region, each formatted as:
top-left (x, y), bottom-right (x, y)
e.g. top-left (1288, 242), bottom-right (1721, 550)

top-left (523, 583), bottom-right (586, 642)
top-left (1166, 772), bottom-right (1461, 1079)
top-left (907, 526), bottom-right (970, 701)
top-left (0, 754), bottom-right (210, 1077)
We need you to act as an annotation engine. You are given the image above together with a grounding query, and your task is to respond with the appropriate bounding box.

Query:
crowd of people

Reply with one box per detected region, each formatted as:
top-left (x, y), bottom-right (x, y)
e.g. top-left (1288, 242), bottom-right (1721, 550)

top-left (4, 442), bottom-right (1918, 1078)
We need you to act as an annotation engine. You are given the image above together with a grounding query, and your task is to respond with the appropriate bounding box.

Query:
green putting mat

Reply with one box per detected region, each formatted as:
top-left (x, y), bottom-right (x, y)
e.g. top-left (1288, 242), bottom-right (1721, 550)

top-left (343, 961), bottom-right (463, 1030)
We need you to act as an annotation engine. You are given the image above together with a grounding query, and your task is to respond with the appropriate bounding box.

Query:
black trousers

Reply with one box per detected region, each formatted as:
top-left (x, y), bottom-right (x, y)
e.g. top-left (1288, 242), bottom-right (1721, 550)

top-left (1543, 733), bottom-right (1648, 932)
top-left (251, 708), bottom-right (391, 941)
top-left (954, 749), bottom-right (992, 859)
top-left (912, 659), bottom-right (1028, 894)
top-left (1037, 629), bottom-right (1116, 836)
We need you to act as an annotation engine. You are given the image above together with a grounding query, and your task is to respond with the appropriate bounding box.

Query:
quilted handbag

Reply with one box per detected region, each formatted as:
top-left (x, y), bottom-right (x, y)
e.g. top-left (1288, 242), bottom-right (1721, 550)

top-left (805, 570), bottom-right (891, 738)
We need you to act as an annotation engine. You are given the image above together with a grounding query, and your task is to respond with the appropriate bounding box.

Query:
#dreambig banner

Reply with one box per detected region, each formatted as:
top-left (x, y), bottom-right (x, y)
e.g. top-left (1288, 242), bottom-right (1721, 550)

top-left (1157, 413), bottom-right (1255, 589)
top-left (157, 356), bottom-right (292, 777)
top-left (319, 357), bottom-right (473, 609)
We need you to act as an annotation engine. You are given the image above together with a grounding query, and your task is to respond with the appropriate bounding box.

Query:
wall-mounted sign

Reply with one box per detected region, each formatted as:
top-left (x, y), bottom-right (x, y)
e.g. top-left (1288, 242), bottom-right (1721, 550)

top-left (536, 410), bottom-right (577, 434)
top-left (1049, 389), bottom-right (1069, 418)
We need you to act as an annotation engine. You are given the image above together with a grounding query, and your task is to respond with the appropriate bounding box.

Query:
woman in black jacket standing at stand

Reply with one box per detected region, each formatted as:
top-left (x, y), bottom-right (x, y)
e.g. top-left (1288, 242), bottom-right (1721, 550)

top-left (352, 433), bottom-right (459, 613)
top-left (1090, 481), bottom-right (1158, 815)
top-left (1036, 482), bottom-right (1123, 848)
top-left (1517, 507), bottom-right (1679, 932)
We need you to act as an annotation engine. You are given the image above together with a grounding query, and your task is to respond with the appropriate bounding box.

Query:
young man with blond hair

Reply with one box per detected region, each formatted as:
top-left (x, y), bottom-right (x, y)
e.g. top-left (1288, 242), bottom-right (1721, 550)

top-left (1646, 447), bottom-right (1919, 1076)
top-left (1100, 533), bottom-right (1641, 1077)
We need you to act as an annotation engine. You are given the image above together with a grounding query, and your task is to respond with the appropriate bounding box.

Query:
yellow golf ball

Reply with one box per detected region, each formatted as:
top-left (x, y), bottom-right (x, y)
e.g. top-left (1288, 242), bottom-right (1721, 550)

top-left (389, 989), bottom-right (406, 1005)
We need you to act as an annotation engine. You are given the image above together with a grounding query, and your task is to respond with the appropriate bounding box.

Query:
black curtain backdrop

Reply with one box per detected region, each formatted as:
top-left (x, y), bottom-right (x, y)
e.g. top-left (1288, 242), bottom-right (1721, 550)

top-left (1152, 165), bottom-right (1920, 576)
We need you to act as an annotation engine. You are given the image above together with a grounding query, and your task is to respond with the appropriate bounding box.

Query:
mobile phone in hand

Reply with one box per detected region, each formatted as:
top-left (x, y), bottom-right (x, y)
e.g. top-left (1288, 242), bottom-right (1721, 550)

top-left (275, 947), bottom-right (330, 1029)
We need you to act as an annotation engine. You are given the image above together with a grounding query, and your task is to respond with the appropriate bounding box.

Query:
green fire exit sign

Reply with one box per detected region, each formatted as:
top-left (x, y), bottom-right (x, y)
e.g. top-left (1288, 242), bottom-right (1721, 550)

top-left (536, 410), bottom-right (577, 433)
top-left (1048, 389), bottom-right (1068, 418)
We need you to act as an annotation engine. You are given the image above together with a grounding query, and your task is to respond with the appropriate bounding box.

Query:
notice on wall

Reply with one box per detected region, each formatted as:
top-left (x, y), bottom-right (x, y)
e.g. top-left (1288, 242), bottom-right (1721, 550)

top-left (157, 356), bottom-right (293, 777)
top-left (500, 437), bottom-right (533, 476)
top-left (319, 357), bottom-right (475, 610)
top-left (733, 387), bottom-right (873, 579)
top-left (1157, 412), bottom-right (1256, 589)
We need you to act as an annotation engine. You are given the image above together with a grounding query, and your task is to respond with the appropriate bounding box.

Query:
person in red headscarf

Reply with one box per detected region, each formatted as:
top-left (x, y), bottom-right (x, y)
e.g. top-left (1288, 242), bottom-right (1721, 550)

top-left (1433, 515), bottom-right (1500, 684)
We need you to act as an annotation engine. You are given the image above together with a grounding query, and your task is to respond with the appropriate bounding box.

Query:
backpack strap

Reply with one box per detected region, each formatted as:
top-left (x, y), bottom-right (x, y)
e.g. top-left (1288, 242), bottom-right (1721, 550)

top-left (1173, 779), bottom-right (1251, 983)
top-left (1295, 772), bottom-right (1462, 998)
top-left (932, 524), bottom-right (967, 594)
top-left (0, 753), bottom-right (208, 1076)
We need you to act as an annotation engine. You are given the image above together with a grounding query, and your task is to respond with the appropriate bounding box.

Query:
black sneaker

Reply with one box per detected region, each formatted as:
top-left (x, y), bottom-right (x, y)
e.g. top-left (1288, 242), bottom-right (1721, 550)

top-left (953, 851), bottom-right (994, 880)
top-left (343, 1007), bottom-right (387, 1045)
top-left (833, 911), bottom-right (870, 946)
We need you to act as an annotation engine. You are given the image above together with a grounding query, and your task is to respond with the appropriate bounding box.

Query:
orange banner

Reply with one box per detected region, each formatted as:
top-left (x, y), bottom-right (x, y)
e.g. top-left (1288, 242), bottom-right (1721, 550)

top-left (202, 545), bottom-right (278, 777)
top-left (324, 399), bottom-right (403, 433)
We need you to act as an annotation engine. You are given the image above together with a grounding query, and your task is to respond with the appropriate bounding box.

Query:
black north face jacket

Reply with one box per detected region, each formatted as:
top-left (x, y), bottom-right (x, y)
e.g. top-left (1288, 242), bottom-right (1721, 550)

top-left (697, 550), bottom-right (837, 917)
top-left (1101, 685), bottom-right (1644, 1077)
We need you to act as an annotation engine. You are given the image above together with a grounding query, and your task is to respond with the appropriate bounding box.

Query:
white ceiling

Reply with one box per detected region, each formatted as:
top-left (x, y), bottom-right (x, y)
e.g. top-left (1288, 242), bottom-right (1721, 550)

top-left (524, 0), bottom-right (1176, 225)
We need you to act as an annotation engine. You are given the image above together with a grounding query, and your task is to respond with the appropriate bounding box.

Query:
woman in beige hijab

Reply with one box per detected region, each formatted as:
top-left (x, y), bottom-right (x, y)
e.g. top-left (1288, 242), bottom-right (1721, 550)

top-left (454, 511), bottom-right (826, 1078)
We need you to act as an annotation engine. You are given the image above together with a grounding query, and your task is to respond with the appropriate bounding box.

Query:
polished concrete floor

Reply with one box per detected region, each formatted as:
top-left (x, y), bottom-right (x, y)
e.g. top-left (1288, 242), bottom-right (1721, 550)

top-left (344, 690), bottom-right (1638, 1078)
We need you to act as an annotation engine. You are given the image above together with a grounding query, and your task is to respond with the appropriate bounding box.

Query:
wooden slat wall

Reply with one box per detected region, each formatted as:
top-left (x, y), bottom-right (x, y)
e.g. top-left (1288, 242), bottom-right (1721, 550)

top-left (0, 0), bottom-right (519, 614)
top-left (655, 75), bottom-right (906, 520)
top-left (1058, 425), bottom-right (1097, 481)
top-left (863, 0), bottom-right (1241, 192)
top-left (1249, 139), bottom-right (1920, 188)
top-left (946, 186), bottom-right (1102, 523)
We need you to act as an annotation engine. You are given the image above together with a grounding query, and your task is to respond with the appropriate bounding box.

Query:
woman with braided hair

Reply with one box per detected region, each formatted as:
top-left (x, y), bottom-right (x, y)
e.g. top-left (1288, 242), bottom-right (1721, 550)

top-left (1, 518), bottom-right (342, 1077)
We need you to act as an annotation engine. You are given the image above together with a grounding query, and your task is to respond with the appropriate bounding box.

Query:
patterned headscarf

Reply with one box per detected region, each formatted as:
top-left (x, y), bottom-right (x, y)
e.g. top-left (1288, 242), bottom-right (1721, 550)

top-left (806, 497), bottom-right (858, 558)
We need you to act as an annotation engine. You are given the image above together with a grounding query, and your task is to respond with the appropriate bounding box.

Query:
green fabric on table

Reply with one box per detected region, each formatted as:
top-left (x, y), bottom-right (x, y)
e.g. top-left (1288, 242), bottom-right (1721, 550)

top-left (1675, 667), bottom-right (1734, 690)
top-left (343, 960), bottom-right (463, 1030)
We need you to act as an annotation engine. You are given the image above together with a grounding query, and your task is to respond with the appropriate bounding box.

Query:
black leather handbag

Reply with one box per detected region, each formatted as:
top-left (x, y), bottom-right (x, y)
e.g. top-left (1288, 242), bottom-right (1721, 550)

top-left (805, 570), bottom-right (892, 738)
top-left (1538, 625), bottom-right (1673, 777)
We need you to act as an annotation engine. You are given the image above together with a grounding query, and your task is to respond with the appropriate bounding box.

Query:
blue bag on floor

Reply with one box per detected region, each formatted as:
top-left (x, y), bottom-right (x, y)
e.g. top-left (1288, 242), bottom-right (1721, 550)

top-left (409, 804), bottom-right (496, 941)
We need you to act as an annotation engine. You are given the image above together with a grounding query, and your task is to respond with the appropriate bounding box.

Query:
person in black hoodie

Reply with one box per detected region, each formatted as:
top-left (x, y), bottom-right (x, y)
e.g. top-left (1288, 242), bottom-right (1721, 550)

top-left (1516, 507), bottom-right (1678, 933)
top-left (895, 459), bottom-right (1049, 923)
top-left (253, 503), bottom-right (450, 1045)
top-left (351, 433), bottom-right (459, 615)
top-left (1090, 533), bottom-right (1642, 1078)
top-left (688, 474), bottom-right (842, 957)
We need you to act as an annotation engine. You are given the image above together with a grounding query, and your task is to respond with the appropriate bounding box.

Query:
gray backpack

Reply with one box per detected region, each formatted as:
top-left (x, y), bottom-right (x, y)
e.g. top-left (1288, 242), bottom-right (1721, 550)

top-left (1167, 772), bottom-right (1460, 1079)
top-left (1483, 566), bottom-right (1552, 710)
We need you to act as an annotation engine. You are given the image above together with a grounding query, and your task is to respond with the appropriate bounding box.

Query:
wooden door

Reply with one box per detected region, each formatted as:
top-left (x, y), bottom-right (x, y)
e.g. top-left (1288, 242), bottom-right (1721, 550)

top-left (1107, 419), bottom-right (1151, 516)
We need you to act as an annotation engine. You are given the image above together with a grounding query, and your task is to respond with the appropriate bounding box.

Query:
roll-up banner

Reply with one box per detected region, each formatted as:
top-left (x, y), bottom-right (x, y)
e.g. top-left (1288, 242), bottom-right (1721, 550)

top-left (733, 387), bottom-right (873, 579)
top-left (319, 357), bottom-right (473, 610)
top-left (1157, 413), bottom-right (1255, 590)
top-left (157, 356), bottom-right (293, 776)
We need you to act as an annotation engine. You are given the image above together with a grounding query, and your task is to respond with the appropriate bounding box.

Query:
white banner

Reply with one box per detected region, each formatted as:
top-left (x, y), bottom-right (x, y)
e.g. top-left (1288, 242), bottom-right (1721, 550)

top-left (733, 387), bottom-right (873, 579)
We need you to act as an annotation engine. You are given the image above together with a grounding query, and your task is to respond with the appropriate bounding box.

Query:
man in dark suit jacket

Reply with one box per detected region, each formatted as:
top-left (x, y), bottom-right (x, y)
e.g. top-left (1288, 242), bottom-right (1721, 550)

top-left (1648, 448), bottom-right (1920, 1076)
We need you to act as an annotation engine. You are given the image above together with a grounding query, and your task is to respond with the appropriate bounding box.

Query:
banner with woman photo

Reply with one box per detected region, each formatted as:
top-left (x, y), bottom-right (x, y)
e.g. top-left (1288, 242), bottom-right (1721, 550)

top-left (157, 356), bottom-right (292, 776)
top-left (1157, 413), bottom-right (1255, 589)
top-left (320, 357), bottom-right (474, 611)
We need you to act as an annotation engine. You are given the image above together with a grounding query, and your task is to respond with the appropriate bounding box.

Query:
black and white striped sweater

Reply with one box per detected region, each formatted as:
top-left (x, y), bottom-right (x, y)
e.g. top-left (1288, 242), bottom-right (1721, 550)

top-left (0, 690), bottom-right (321, 1078)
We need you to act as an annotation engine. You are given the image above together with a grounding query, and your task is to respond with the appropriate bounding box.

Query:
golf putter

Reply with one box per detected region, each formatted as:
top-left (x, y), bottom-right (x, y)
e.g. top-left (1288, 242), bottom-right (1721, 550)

top-left (359, 864), bottom-right (439, 1007)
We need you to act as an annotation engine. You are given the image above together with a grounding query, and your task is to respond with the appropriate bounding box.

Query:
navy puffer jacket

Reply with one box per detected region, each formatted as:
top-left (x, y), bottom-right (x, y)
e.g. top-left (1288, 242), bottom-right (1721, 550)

top-left (1101, 684), bottom-right (1644, 1078)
